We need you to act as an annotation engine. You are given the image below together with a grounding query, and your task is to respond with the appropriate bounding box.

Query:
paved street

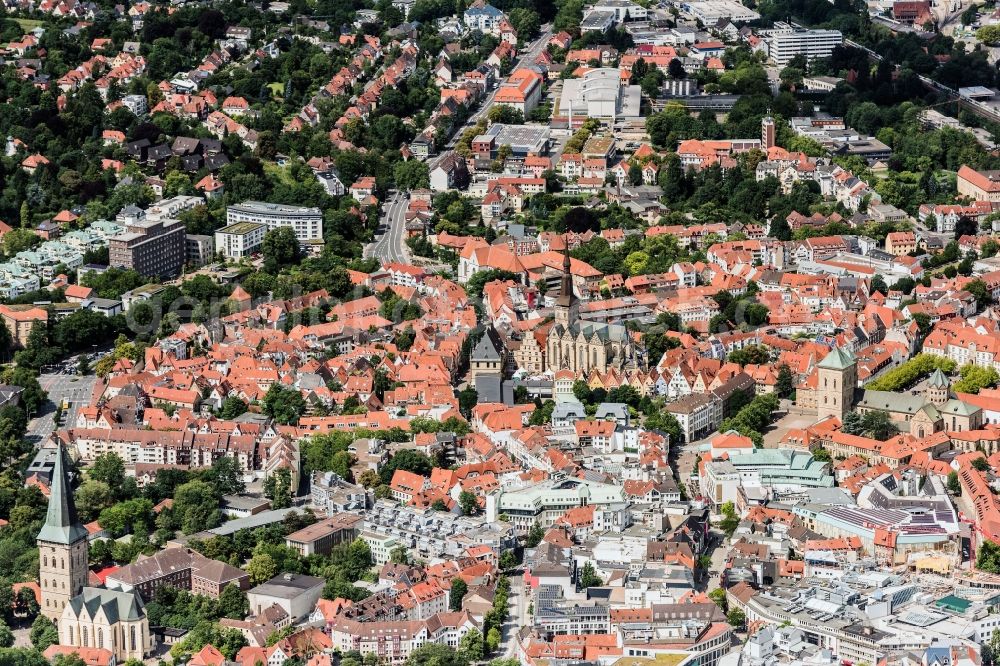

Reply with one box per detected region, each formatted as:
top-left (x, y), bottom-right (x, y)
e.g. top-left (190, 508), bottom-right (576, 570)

top-left (431, 24), bottom-right (555, 169)
top-left (366, 192), bottom-right (411, 263)
top-left (27, 372), bottom-right (99, 445)
top-left (501, 570), bottom-right (527, 659)
top-left (366, 26), bottom-right (555, 265)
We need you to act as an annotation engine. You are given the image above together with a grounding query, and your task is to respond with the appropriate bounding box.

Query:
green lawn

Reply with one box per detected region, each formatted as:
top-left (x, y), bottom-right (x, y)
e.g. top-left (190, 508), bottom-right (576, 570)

top-left (267, 82), bottom-right (284, 97)
top-left (15, 18), bottom-right (45, 30)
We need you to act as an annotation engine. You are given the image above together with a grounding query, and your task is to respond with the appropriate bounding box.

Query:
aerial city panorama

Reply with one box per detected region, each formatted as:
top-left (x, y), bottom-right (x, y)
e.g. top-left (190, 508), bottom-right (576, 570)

top-left (4, 0), bottom-right (1000, 664)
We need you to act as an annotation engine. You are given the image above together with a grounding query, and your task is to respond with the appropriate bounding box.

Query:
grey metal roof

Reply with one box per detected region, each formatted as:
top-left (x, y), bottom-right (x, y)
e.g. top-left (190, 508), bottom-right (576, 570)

top-left (36, 444), bottom-right (89, 545)
top-left (68, 587), bottom-right (146, 624)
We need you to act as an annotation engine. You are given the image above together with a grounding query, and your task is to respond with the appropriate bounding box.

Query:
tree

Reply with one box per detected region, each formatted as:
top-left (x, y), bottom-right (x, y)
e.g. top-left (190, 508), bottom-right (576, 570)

top-left (0, 620), bottom-right (14, 648)
top-left (955, 216), bottom-right (979, 239)
top-left (390, 546), bottom-right (409, 565)
top-left (394, 160), bottom-right (430, 190)
top-left (30, 616), bottom-right (59, 651)
top-left (458, 628), bottom-right (484, 662)
top-left (776, 364), bottom-right (795, 398)
top-left (727, 608), bottom-right (746, 628)
top-left (91, 452), bottom-right (126, 490)
top-left (744, 303), bottom-right (769, 327)
top-left (172, 480), bottom-right (221, 534)
top-left (218, 583), bottom-right (250, 619)
top-left (262, 227), bottom-right (301, 274)
top-left (209, 456), bottom-right (246, 495)
top-left (973, 457), bottom-right (991, 472)
top-left (459, 490), bottom-right (479, 516)
top-left (486, 627), bottom-right (502, 654)
top-left (525, 522), bottom-right (545, 547)
top-left (860, 410), bottom-right (898, 441)
top-left (247, 553), bottom-right (278, 585)
top-left (947, 470), bottom-right (962, 495)
top-left (263, 384), bottom-right (305, 425)
top-left (719, 501), bottom-right (740, 536)
top-left (509, 7), bottom-right (540, 38)
top-left (406, 643), bottom-right (467, 666)
top-left (978, 24), bottom-right (1000, 45)
top-left (487, 105), bottom-right (524, 125)
top-left (967, 279), bottom-right (993, 309)
top-left (358, 470), bottom-right (380, 488)
top-left (870, 274), bottom-right (888, 295)
top-left (75, 479), bottom-right (113, 522)
top-left (3, 228), bottom-right (41, 257)
top-left (645, 409), bottom-right (682, 444)
top-left (979, 539), bottom-right (1000, 573)
top-left (263, 468), bottom-right (294, 509)
top-left (727, 345), bottom-right (770, 366)
top-left (578, 561), bottom-right (603, 588)
top-left (2, 366), bottom-right (46, 415)
top-left (458, 387), bottom-right (478, 419)
top-left (987, 629), bottom-right (1000, 666)
top-left (708, 588), bottom-right (728, 612)
top-left (15, 586), bottom-right (39, 617)
top-left (954, 364), bottom-right (1000, 394)
top-left (219, 396), bottom-right (248, 420)
top-left (450, 577), bottom-right (468, 611)
top-left (379, 449), bottom-right (433, 485)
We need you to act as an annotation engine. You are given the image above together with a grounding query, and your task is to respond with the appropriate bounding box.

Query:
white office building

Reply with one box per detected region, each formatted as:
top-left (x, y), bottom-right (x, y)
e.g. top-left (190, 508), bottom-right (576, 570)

top-left (680, 0), bottom-right (760, 23)
top-left (226, 201), bottom-right (324, 244)
top-left (766, 23), bottom-right (843, 66)
top-left (214, 222), bottom-right (267, 259)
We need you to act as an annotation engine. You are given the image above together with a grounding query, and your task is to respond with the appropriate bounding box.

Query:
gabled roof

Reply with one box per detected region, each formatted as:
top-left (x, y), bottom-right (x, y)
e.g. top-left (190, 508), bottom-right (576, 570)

top-left (67, 587), bottom-right (146, 624)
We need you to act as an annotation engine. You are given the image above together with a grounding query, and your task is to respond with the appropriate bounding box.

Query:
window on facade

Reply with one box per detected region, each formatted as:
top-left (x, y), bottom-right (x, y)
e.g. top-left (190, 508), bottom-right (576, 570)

top-left (131, 626), bottom-right (137, 652)
top-left (82, 627), bottom-right (88, 647)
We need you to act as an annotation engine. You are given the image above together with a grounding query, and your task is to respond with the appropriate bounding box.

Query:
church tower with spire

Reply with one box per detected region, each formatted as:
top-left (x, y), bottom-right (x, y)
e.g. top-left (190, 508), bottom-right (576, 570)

top-left (554, 244), bottom-right (579, 329)
top-left (37, 444), bottom-right (89, 620)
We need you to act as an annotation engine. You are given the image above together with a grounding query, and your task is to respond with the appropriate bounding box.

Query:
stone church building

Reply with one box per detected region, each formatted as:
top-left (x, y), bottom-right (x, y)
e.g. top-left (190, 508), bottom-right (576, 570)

top-left (545, 249), bottom-right (643, 375)
top-left (38, 444), bottom-right (151, 661)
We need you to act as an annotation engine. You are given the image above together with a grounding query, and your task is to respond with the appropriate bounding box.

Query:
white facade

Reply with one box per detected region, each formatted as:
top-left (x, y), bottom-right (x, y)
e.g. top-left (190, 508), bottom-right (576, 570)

top-left (121, 94), bottom-right (148, 116)
top-left (227, 201), bottom-right (324, 243)
top-left (766, 24), bottom-right (843, 66)
top-left (681, 0), bottom-right (759, 23)
top-left (214, 222), bottom-right (267, 259)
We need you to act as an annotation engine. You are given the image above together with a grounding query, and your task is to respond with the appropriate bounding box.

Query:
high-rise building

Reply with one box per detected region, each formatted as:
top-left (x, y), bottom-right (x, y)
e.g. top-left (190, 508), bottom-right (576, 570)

top-left (766, 23), bottom-right (843, 66)
top-left (108, 207), bottom-right (186, 278)
top-left (37, 444), bottom-right (89, 620)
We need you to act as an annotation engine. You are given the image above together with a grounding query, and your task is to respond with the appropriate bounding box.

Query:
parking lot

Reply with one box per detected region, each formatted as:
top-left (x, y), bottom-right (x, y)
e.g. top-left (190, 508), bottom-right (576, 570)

top-left (27, 370), bottom-right (100, 445)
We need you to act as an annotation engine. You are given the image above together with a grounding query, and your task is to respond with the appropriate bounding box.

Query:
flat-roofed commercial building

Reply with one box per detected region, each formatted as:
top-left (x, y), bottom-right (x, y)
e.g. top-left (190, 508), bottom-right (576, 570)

top-left (766, 23), bottom-right (843, 66)
top-left (109, 212), bottom-right (186, 278)
top-left (284, 514), bottom-right (363, 556)
top-left (214, 221), bottom-right (267, 259)
top-left (227, 201), bottom-right (323, 244)
top-left (472, 123), bottom-right (550, 162)
top-left (680, 0), bottom-right (759, 23)
top-left (559, 68), bottom-right (641, 123)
